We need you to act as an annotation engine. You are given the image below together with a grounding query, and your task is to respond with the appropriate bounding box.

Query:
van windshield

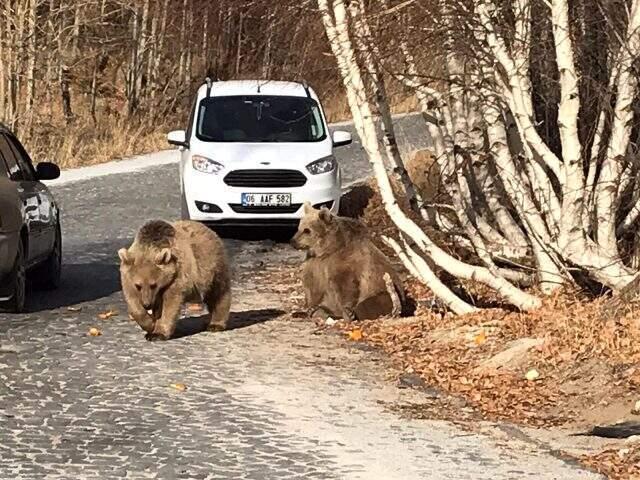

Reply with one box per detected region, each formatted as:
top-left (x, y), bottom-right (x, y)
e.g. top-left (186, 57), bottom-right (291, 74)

top-left (196, 95), bottom-right (326, 143)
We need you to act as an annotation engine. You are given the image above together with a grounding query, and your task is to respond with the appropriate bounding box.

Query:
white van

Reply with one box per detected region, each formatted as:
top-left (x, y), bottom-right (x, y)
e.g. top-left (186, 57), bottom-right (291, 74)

top-left (167, 79), bottom-right (352, 227)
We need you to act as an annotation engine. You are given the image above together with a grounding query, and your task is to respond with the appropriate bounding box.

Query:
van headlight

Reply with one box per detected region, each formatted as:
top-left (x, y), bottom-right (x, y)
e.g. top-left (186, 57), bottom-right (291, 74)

top-left (306, 155), bottom-right (336, 175)
top-left (192, 155), bottom-right (224, 174)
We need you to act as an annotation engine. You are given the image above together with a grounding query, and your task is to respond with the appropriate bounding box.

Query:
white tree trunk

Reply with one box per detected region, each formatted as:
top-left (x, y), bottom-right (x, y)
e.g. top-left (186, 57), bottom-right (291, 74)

top-left (24, 0), bottom-right (37, 129)
top-left (319, 0), bottom-right (541, 312)
top-left (480, 90), bottom-right (566, 291)
top-left (477, 0), bottom-right (563, 181)
top-left (348, 0), bottom-right (430, 222)
top-left (383, 236), bottom-right (478, 315)
top-left (594, 0), bottom-right (640, 254)
top-left (551, 0), bottom-right (586, 250)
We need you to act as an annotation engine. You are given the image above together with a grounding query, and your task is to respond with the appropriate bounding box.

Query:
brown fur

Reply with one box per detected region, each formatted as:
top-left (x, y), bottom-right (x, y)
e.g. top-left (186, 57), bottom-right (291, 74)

top-left (291, 203), bottom-right (405, 320)
top-left (404, 148), bottom-right (442, 203)
top-left (118, 220), bottom-right (231, 341)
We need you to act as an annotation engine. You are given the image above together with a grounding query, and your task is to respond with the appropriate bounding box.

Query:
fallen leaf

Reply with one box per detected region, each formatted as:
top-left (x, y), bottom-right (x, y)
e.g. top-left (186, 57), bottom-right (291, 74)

top-left (558, 350), bottom-right (572, 362)
top-left (88, 327), bottom-right (102, 337)
top-left (67, 306), bottom-right (82, 312)
top-left (98, 310), bottom-right (118, 320)
top-left (474, 330), bottom-right (487, 345)
top-left (617, 448), bottom-right (630, 459)
top-left (348, 328), bottom-right (363, 341)
top-left (170, 383), bottom-right (187, 392)
top-left (325, 317), bottom-right (337, 326)
top-left (525, 369), bottom-right (540, 381)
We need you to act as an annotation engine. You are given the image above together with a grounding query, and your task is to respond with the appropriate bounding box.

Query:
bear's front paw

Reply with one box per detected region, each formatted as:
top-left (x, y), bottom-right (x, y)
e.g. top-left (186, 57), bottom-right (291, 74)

top-left (145, 332), bottom-right (170, 342)
top-left (343, 308), bottom-right (356, 321)
top-left (308, 307), bottom-right (331, 320)
top-left (207, 323), bottom-right (227, 332)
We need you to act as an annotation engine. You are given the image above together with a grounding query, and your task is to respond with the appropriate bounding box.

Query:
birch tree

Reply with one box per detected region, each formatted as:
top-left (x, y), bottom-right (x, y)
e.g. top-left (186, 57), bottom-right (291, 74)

top-left (317, 0), bottom-right (640, 314)
top-left (0, 0), bottom-right (327, 147)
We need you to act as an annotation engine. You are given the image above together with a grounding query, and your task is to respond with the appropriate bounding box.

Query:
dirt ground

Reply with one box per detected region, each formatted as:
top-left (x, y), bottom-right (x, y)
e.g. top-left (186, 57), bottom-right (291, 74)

top-left (257, 180), bottom-right (640, 480)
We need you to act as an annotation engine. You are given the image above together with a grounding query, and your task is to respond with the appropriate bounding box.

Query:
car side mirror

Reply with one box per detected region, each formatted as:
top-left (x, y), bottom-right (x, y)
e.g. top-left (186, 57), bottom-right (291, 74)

top-left (36, 162), bottom-right (60, 181)
top-left (332, 130), bottom-right (352, 147)
top-left (167, 130), bottom-right (188, 148)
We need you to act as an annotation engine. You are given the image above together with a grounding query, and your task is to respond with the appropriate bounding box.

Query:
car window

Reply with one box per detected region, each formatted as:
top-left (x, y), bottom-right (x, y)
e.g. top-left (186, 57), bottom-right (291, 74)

top-left (0, 150), bottom-right (9, 178)
top-left (0, 134), bottom-right (24, 181)
top-left (196, 95), bottom-right (327, 143)
top-left (6, 135), bottom-right (36, 181)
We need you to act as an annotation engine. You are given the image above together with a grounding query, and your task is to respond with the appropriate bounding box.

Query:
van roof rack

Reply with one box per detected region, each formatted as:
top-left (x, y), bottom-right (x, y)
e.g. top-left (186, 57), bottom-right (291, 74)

top-left (257, 79), bottom-right (268, 94)
top-left (205, 77), bottom-right (213, 97)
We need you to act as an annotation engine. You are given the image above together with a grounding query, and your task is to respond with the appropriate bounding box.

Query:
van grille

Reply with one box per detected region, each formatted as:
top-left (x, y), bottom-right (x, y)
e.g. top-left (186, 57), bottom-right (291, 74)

top-left (223, 169), bottom-right (307, 188)
top-left (229, 204), bottom-right (302, 214)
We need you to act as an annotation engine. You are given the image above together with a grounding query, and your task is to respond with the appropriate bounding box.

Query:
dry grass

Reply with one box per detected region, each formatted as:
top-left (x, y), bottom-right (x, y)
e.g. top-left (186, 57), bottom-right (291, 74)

top-left (322, 91), bottom-right (353, 123)
top-left (27, 118), bottom-right (169, 170)
top-left (354, 182), bottom-right (640, 478)
top-left (322, 88), bottom-right (418, 123)
top-left (12, 93), bottom-right (176, 170)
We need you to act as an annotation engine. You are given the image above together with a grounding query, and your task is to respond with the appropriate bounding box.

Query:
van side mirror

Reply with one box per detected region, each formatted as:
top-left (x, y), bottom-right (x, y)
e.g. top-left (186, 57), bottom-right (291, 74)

top-left (167, 130), bottom-right (188, 148)
top-left (332, 130), bottom-right (352, 147)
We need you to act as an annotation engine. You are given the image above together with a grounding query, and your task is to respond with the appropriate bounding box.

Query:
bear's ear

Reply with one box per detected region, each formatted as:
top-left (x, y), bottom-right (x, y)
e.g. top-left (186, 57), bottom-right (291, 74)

top-left (318, 207), bottom-right (332, 224)
top-left (118, 248), bottom-right (132, 265)
top-left (155, 248), bottom-right (174, 265)
top-left (303, 201), bottom-right (315, 215)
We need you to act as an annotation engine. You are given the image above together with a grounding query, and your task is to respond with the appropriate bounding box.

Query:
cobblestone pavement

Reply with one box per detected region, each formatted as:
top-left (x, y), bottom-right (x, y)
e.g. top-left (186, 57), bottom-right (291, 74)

top-left (0, 119), bottom-right (603, 479)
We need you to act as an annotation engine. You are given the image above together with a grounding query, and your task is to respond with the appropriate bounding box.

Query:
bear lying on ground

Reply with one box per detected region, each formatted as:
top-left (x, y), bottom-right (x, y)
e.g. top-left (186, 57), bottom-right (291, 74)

top-left (118, 220), bottom-right (231, 341)
top-left (291, 202), bottom-right (406, 320)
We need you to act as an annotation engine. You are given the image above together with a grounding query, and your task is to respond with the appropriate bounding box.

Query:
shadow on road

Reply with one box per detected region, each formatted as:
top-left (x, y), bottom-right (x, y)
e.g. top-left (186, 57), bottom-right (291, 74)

top-left (228, 308), bottom-right (285, 329)
top-left (214, 226), bottom-right (297, 243)
top-left (27, 262), bottom-right (121, 313)
top-left (26, 239), bottom-right (128, 313)
top-left (172, 308), bottom-right (285, 340)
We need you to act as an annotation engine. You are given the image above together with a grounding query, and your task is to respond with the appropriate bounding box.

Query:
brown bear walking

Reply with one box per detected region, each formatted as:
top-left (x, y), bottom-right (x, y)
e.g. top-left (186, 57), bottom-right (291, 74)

top-left (291, 202), bottom-right (405, 320)
top-left (118, 219), bottom-right (231, 341)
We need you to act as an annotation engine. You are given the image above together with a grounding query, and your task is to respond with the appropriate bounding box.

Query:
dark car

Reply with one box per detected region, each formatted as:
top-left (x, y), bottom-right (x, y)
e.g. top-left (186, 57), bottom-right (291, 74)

top-left (0, 124), bottom-right (62, 312)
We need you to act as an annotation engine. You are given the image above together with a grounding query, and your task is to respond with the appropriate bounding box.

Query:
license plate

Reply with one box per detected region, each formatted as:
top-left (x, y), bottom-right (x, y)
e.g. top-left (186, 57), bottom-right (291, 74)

top-left (241, 193), bottom-right (291, 207)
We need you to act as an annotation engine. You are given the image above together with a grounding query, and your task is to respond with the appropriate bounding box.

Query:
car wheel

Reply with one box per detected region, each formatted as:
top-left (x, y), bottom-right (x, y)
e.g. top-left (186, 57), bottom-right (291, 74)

top-left (34, 222), bottom-right (62, 290)
top-left (0, 240), bottom-right (26, 313)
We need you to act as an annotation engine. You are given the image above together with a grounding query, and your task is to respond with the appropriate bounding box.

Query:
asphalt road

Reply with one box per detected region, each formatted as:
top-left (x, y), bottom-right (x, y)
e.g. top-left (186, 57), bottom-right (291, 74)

top-left (0, 115), bottom-right (603, 479)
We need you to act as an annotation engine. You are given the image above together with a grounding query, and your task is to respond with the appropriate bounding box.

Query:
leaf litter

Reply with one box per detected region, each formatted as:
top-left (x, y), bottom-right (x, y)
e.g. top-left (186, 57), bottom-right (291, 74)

top-left (258, 183), bottom-right (640, 478)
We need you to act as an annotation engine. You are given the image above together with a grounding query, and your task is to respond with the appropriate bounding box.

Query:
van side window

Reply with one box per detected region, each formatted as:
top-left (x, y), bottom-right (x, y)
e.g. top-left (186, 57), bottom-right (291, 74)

top-left (0, 135), bottom-right (24, 181)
